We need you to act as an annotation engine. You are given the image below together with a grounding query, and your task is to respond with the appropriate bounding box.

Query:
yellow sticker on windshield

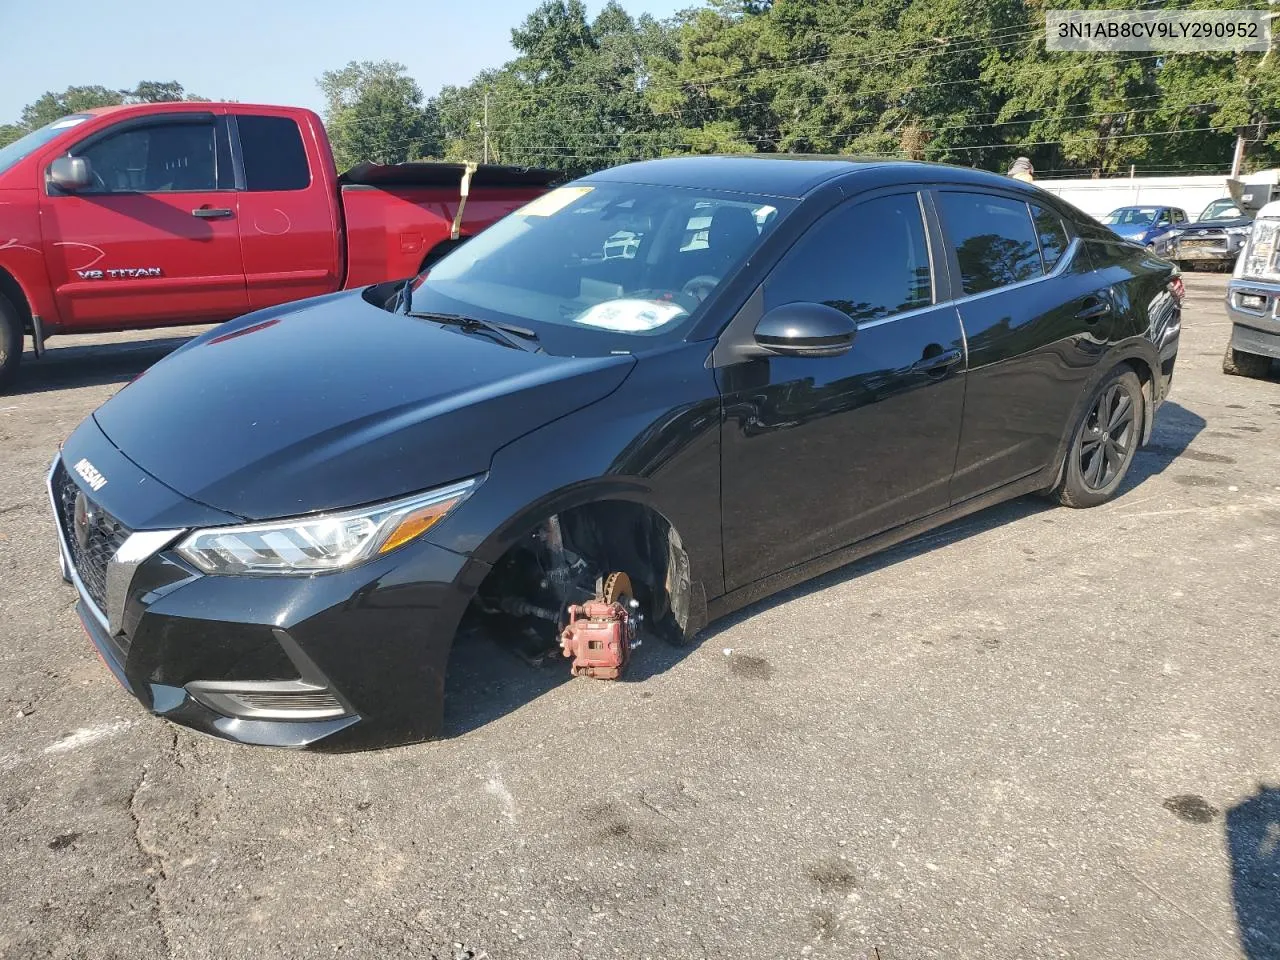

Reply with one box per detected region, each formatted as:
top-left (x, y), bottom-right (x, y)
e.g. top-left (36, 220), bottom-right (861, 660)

top-left (515, 186), bottom-right (594, 217)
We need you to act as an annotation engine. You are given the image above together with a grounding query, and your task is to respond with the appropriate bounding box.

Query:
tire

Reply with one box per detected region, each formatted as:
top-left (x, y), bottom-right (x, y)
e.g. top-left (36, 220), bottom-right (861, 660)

top-left (0, 294), bottom-right (23, 393)
top-left (1051, 367), bottom-right (1144, 509)
top-left (1177, 260), bottom-right (1194, 271)
top-left (1222, 341), bottom-right (1273, 378)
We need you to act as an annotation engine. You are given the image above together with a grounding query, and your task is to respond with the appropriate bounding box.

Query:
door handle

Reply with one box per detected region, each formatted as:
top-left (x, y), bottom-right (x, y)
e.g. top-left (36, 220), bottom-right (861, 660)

top-left (912, 347), bottom-right (963, 375)
top-left (191, 207), bottom-right (233, 219)
top-left (1076, 295), bottom-right (1112, 321)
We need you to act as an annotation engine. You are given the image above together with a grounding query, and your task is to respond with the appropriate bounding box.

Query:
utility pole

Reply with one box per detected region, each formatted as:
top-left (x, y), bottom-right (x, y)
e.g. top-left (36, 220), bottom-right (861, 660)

top-left (1232, 128), bottom-right (1247, 178)
top-left (483, 88), bottom-right (490, 165)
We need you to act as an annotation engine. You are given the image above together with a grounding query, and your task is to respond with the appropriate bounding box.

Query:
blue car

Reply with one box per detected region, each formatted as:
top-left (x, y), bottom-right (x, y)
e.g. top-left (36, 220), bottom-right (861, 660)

top-left (1103, 205), bottom-right (1190, 247)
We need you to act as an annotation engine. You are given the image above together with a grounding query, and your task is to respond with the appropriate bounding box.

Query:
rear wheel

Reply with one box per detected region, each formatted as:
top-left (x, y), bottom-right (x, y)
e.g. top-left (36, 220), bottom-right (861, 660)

top-left (1222, 341), bottom-right (1273, 378)
top-left (1053, 367), bottom-right (1144, 508)
top-left (0, 294), bottom-right (23, 393)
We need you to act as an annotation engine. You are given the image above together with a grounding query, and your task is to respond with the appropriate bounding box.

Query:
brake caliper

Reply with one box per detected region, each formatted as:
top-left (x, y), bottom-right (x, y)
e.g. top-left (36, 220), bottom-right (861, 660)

top-left (559, 572), bottom-right (640, 679)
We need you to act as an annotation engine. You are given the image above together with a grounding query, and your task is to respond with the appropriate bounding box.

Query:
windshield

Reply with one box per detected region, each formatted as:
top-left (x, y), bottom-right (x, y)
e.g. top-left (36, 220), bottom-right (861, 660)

top-left (408, 181), bottom-right (794, 356)
top-left (1105, 207), bottom-right (1159, 226)
top-left (0, 114), bottom-right (92, 177)
top-left (1199, 199), bottom-right (1242, 221)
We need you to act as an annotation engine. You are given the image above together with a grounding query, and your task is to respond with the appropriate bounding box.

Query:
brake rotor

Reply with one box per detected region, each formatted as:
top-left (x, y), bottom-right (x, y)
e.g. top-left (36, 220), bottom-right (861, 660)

top-left (601, 571), bottom-right (633, 605)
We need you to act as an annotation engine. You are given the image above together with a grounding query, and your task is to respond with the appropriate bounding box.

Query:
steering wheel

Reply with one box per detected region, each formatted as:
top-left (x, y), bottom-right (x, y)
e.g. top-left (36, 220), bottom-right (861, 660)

top-left (681, 274), bottom-right (721, 303)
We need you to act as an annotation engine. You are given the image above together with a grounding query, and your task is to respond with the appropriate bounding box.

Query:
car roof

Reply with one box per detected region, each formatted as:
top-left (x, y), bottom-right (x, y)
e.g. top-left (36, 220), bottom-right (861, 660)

top-left (582, 155), bottom-right (1039, 200)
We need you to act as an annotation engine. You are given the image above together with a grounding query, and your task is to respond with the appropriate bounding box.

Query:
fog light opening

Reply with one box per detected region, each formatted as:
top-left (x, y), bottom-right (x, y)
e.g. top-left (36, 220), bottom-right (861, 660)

top-left (185, 680), bottom-right (350, 721)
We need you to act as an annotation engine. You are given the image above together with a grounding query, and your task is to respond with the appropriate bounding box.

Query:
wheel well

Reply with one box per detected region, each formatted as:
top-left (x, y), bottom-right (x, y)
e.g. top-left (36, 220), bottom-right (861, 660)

top-left (470, 499), bottom-right (694, 646)
top-left (1119, 357), bottom-right (1155, 444)
top-left (0, 268), bottom-right (32, 336)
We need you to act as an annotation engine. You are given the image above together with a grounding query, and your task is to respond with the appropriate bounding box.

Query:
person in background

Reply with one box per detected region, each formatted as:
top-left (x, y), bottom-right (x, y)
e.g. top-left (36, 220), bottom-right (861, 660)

top-left (1008, 156), bottom-right (1035, 183)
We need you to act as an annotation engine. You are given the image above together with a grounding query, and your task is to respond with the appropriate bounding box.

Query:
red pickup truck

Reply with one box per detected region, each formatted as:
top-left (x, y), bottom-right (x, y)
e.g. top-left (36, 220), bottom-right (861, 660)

top-left (0, 101), bottom-right (557, 390)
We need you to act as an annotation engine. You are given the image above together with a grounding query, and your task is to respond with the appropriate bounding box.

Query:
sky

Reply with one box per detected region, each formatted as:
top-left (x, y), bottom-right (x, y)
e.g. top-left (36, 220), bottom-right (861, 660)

top-left (0, 0), bottom-right (691, 124)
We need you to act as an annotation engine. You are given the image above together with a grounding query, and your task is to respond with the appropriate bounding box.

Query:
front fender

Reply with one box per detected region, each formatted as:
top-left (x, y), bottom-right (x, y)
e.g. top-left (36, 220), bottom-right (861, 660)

top-left (425, 341), bottom-right (725, 602)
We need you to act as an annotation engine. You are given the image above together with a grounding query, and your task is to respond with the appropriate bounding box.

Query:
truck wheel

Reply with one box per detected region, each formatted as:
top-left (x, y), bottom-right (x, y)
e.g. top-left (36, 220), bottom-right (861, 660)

top-left (0, 294), bottom-right (22, 392)
top-left (1051, 366), bottom-right (1144, 509)
top-left (1222, 341), bottom-right (1273, 378)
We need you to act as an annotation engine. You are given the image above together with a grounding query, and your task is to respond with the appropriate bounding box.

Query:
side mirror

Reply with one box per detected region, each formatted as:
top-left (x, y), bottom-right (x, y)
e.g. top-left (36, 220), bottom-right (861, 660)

top-left (48, 156), bottom-right (93, 192)
top-left (753, 302), bottom-right (858, 358)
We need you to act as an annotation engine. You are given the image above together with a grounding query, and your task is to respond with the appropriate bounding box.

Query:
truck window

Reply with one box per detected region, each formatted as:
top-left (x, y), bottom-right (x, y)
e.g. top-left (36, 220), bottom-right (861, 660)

top-left (238, 116), bottom-right (310, 191)
top-left (76, 122), bottom-right (217, 193)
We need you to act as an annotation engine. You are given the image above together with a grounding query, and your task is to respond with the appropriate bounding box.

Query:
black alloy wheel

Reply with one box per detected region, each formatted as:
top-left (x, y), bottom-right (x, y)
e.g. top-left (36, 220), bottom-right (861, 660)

top-left (1052, 367), bottom-right (1144, 508)
top-left (1078, 380), bottom-right (1137, 491)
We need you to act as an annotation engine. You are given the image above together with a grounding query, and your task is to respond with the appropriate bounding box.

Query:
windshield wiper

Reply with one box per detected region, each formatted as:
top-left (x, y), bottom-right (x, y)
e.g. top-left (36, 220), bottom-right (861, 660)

top-left (406, 311), bottom-right (541, 353)
top-left (396, 277), bottom-right (414, 314)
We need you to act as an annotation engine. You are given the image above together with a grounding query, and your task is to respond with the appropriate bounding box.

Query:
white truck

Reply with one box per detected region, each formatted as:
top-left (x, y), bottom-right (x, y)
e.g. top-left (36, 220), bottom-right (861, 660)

top-left (1224, 198), bottom-right (1280, 377)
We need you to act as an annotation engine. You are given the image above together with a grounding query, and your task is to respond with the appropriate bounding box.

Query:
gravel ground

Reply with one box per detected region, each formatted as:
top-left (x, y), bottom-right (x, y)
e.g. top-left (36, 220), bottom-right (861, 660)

top-left (0, 274), bottom-right (1277, 960)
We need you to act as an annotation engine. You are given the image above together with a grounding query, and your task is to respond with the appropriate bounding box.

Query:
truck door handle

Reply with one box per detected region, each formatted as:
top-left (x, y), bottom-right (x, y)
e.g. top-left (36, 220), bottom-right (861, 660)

top-left (1076, 296), bottom-right (1112, 321)
top-left (912, 347), bottom-right (963, 375)
top-left (191, 207), bottom-right (233, 219)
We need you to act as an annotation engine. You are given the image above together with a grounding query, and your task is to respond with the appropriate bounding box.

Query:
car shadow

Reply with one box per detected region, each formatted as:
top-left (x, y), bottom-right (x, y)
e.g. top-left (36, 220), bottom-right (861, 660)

top-left (11, 336), bottom-right (198, 396)
top-left (1226, 785), bottom-right (1280, 959)
top-left (1119, 399), bottom-right (1208, 492)
top-left (443, 399), bottom-right (1208, 736)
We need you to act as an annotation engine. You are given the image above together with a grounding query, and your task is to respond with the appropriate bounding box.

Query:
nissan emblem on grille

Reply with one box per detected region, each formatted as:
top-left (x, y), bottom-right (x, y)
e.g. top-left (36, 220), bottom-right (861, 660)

top-left (72, 490), bottom-right (98, 550)
top-left (54, 462), bottom-right (131, 613)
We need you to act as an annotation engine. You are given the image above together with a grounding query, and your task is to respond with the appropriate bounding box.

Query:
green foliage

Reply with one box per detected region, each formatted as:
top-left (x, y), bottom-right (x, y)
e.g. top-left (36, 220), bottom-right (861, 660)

top-left (418, 0), bottom-right (1275, 177)
top-left (1, 82), bottom-right (206, 146)
top-left (319, 60), bottom-right (439, 169)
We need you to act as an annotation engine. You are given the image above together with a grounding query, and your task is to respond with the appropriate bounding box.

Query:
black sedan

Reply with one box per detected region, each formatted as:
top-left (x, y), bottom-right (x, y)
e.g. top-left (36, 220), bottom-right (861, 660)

top-left (48, 157), bottom-right (1182, 748)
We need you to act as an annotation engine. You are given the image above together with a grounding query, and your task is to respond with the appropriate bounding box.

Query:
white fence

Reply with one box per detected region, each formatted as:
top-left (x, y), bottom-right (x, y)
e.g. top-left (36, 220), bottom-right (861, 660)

top-left (1036, 174), bottom-right (1233, 221)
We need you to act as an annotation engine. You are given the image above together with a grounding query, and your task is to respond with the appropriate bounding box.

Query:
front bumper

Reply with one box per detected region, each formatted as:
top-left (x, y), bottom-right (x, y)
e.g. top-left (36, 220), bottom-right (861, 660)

top-left (1172, 234), bottom-right (1246, 264)
top-left (1226, 279), bottom-right (1280, 360)
top-left (49, 451), bottom-right (489, 749)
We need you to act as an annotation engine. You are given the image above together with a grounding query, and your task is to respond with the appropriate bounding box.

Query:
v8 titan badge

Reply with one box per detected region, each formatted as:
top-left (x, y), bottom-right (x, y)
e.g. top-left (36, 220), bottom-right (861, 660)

top-left (76, 267), bottom-right (163, 280)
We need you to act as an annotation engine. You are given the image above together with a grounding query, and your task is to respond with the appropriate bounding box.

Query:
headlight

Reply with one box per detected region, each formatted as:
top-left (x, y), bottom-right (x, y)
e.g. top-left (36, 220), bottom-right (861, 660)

top-left (176, 478), bottom-right (479, 575)
top-left (1227, 225), bottom-right (1253, 237)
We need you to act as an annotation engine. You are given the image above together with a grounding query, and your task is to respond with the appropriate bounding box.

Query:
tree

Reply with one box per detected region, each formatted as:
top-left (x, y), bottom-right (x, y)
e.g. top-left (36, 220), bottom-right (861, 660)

top-left (127, 81), bottom-right (187, 103)
top-left (19, 85), bottom-right (125, 129)
top-left (2, 81), bottom-right (206, 145)
top-left (434, 2), bottom-right (678, 174)
top-left (318, 60), bottom-right (439, 168)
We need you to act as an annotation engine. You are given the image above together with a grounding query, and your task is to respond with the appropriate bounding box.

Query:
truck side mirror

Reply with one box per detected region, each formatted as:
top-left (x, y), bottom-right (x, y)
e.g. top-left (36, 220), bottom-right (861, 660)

top-left (48, 156), bottom-right (93, 192)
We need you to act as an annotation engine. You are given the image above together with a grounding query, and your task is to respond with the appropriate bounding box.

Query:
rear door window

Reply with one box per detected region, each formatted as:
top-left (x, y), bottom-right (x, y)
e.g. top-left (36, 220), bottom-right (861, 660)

top-left (238, 115), bottom-right (310, 191)
top-left (938, 192), bottom-right (1043, 295)
top-left (766, 193), bottom-right (932, 322)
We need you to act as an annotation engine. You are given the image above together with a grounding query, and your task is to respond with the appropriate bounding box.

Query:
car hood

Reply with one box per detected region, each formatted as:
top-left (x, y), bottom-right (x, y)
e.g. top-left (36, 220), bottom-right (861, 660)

top-left (1109, 223), bottom-right (1152, 238)
top-left (1173, 216), bottom-right (1253, 233)
top-left (93, 291), bottom-right (636, 520)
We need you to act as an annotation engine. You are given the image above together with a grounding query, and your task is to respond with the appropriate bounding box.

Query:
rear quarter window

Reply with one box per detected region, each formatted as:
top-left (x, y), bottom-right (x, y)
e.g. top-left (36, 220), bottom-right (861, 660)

top-left (1030, 205), bottom-right (1070, 272)
top-left (238, 115), bottom-right (310, 191)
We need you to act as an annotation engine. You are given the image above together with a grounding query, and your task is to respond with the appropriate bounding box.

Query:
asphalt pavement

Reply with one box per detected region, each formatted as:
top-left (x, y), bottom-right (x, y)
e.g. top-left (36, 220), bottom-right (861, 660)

top-left (0, 274), bottom-right (1277, 960)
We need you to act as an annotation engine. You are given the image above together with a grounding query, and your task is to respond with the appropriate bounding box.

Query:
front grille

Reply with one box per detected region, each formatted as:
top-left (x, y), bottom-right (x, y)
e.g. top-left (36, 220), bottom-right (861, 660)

top-left (52, 461), bottom-right (131, 615)
top-left (1178, 237), bottom-right (1224, 251)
